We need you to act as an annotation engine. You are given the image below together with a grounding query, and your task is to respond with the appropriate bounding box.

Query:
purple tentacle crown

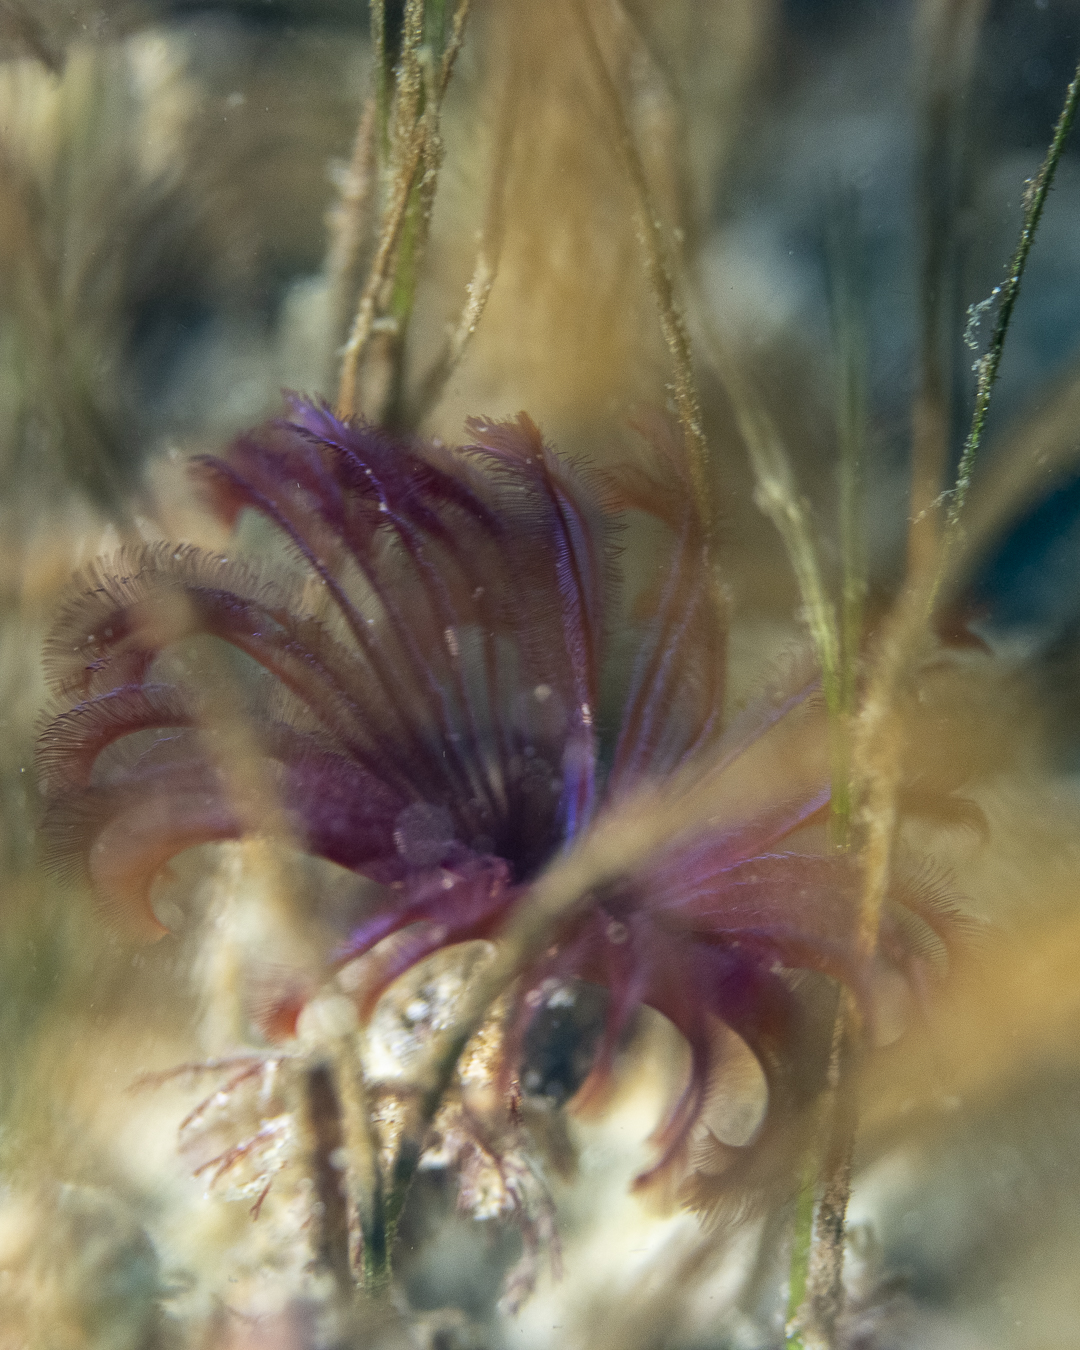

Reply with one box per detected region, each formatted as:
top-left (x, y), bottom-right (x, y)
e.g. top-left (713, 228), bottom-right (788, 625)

top-left (37, 398), bottom-right (970, 1209)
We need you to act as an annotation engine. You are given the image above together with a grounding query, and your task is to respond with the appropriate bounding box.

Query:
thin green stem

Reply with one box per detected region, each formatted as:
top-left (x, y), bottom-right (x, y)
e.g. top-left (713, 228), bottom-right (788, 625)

top-left (943, 56), bottom-right (1080, 550)
top-left (833, 268), bottom-right (866, 716)
top-left (786, 1156), bottom-right (817, 1344)
top-left (778, 207), bottom-right (869, 1348)
top-left (371, 0), bottom-right (390, 168)
top-left (827, 199), bottom-right (868, 852)
top-left (333, 1040), bottom-right (392, 1294)
top-left (388, 181), bottom-right (424, 325)
top-left (304, 1061), bottom-right (356, 1299)
top-left (785, 994), bottom-right (860, 1350)
top-left (424, 0), bottom-right (447, 52)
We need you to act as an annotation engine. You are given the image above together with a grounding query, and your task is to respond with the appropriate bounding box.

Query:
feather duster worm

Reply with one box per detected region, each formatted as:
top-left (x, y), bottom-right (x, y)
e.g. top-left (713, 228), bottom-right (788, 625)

top-left (36, 399), bottom-right (971, 1209)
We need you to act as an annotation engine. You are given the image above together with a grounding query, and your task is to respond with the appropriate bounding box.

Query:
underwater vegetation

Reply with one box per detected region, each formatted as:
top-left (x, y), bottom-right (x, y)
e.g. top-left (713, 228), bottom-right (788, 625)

top-left (5, 2), bottom-right (1080, 1349)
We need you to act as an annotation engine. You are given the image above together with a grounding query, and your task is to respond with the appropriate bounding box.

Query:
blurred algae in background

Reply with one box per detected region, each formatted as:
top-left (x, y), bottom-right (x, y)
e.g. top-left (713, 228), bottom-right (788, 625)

top-left (4, 1), bottom-right (1080, 1349)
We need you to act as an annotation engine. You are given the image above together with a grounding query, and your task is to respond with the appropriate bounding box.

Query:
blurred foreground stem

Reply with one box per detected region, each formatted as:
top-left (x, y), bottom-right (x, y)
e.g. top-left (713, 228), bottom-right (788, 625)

top-left (572, 0), bottom-right (711, 531)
